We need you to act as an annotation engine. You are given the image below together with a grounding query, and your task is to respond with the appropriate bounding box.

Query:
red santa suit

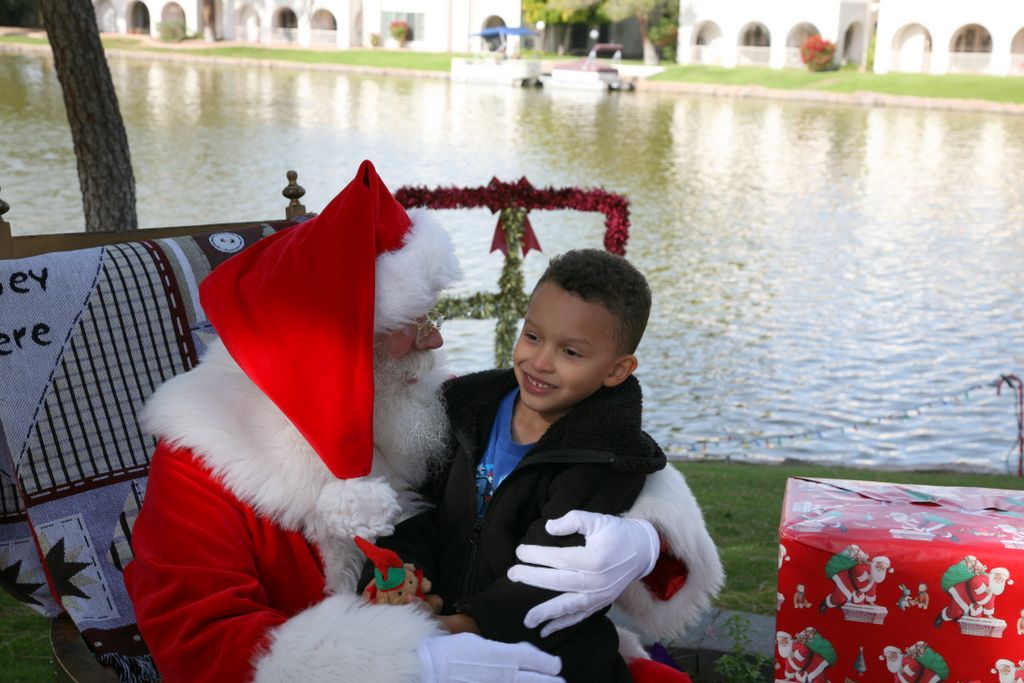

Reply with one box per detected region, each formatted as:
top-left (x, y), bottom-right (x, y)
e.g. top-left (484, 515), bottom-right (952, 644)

top-left (944, 573), bottom-right (993, 620)
top-left (894, 643), bottom-right (948, 683)
top-left (786, 642), bottom-right (829, 683)
top-left (124, 161), bottom-right (723, 683)
top-left (897, 657), bottom-right (943, 683)
top-left (827, 561), bottom-right (874, 607)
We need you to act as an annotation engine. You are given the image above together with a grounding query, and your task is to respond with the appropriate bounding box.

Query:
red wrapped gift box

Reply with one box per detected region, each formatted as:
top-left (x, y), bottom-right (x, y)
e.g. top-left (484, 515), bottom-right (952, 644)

top-left (775, 477), bottom-right (1024, 682)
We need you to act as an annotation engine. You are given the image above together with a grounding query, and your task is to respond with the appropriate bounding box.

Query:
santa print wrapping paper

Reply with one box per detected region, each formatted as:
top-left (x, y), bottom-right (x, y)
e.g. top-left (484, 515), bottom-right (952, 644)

top-left (775, 477), bottom-right (1024, 683)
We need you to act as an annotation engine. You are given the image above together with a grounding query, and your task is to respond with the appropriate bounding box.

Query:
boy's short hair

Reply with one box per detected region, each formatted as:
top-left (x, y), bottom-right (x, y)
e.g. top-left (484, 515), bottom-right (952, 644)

top-left (535, 249), bottom-right (651, 354)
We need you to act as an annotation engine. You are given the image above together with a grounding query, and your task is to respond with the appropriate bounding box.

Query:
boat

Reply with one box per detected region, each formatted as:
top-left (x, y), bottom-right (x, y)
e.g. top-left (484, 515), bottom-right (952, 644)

top-left (539, 44), bottom-right (637, 92)
top-left (450, 26), bottom-right (541, 87)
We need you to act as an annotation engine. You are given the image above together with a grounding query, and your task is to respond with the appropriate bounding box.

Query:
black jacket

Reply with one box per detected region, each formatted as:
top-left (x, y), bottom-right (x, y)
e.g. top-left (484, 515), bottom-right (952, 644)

top-left (370, 369), bottom-right (666, 683)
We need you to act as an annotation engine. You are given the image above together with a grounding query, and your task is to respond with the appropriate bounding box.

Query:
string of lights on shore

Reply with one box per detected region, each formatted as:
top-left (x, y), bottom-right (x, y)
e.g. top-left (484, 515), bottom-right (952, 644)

top-left (665, 374), bottom-right (1024, 476)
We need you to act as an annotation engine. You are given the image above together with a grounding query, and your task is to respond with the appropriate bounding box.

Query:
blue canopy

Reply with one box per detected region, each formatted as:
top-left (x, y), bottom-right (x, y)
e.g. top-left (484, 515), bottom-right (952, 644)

top-left (471, 26), bottom-right (538, 38)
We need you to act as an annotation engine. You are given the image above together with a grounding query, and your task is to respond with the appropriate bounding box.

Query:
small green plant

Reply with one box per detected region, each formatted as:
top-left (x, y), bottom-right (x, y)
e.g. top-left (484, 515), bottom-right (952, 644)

top-left (369, 32), bottom-right (382, 47)
top-left (389, 20), bottom-right (410, 45)
top-left (713, 613), bottom-right (773, 683)
top-left (157, 21), bottom-right (187, 43)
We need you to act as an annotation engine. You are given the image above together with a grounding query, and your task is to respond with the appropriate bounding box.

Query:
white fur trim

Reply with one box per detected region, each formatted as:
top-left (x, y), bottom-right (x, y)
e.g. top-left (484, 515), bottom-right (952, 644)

top-left (616, 466), bottom-right (725, 642)
top-left (252, 592), bottom-right (444, 683)
top-left (375, 209), bottom-right (462, 333)
top-left (616, 626), bottom-right (650, 662)
top-left (142, 340), bottom-right (332, 533)
top-left (141, 340), bottom-right (403, 593)
top-left (309, 478), bottom-right (400, 542)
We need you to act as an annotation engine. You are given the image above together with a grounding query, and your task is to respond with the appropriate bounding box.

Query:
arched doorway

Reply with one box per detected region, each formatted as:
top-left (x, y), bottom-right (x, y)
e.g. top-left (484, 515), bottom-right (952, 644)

top-left (785, 22), bottom-right (819, 67)
top-left (737, 22), bottom-right (770, 66)
top-left (842, 22), bottom-right (864, 65)
top-left (236, 5), bottom-right (260, 43)
top-left (891, 23), bottom-right (931, 73)
top-left (311, 9), bottom-right (337, 45)
top-left (159, 2), bottom-right (186, 41)
top-left (161, 2), bottom-right (184, 25)
top-left (1012, 28), bottom-right (1024, 75)
top-left (273, 7), bottom-right (298, 42)
top-left (692, 21), bottom-right (722, 65)
top-left (949, 24), bottom-right (992, 73)
top-left (128, 1), bottom-right (150, 34)
top-left (94, 0), bottom-right (117, 33)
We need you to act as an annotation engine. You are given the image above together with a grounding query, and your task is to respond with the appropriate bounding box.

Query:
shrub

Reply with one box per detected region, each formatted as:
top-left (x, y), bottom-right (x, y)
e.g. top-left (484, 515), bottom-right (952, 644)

top-left (389, 20), bottom-right (410, 44)
top-left (369, 32), bottom-right (382, 47)
top-left (157, 21), bottom-right (187, 43)
top-left (649, 17), bottom-right (678, 63)
top-left (800, 34), bottom-right (836, 71)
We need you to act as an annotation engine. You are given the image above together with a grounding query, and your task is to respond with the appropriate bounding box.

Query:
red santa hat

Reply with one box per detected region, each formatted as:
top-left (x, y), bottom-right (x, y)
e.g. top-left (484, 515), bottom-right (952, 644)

top-left (199, 160), bottom-right (461, 479)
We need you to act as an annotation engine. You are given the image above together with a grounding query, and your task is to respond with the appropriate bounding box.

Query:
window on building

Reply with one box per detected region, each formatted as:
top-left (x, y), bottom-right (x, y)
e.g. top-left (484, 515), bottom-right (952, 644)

top-left (953, 24), bottom-right (992, 53)
top-left (382, 12), bottom-right (424, 42)
top-left (741, 23), bottom-right (770, 47)
top-left (277, 9), bottom-right (298, 30)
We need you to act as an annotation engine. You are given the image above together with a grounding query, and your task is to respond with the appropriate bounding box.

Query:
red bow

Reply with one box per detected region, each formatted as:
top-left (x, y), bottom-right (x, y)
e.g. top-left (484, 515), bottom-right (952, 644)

top-left (490, 212), bottom-right (542, 257)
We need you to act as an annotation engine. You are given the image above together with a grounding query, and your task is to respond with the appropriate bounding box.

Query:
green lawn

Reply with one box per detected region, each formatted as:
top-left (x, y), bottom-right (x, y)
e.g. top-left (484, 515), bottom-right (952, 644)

top-left (0, 590), bottom-right (51, 682)
top-left (139, 45), bottom-right (460, 71)
top-left (652, 64), bottom-right (1024, 104)
top-left (0, 34), bottom-right (46, 46)
top-left (3, 459), bottom-right (1022, 681)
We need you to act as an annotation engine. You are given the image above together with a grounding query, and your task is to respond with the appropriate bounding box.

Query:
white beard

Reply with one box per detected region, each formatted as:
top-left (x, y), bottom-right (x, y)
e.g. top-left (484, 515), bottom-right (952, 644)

top-left (370, 347), bottom-right (450, 516)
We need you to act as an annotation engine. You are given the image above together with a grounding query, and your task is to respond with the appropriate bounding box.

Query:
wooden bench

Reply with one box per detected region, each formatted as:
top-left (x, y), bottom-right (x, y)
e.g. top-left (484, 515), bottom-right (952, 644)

top-left (0, 173), bottom-right (310, 682)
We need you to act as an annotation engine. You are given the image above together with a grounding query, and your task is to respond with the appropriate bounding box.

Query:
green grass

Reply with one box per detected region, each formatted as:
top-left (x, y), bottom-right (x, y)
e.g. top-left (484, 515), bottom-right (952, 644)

top-left (652, 64), bottom-right (1024, 104)
top-left (0, 34), bottom-right (460, 71)
top-left (138, 45), bottom-right (459, 71)
top-left (0, 34), bottom-right (47, 46)
top-left (0, 590), bottom-right (50, 682)
top-left (675, 460), bottom-right (1024, 615)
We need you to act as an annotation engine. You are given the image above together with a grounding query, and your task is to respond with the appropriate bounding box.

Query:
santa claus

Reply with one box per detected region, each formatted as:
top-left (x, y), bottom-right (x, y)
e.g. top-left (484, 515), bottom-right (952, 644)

top-left (992, 658), bottom-right (1024, 683)
top-left (892, 641), bottom-right (948, 683)
top-left (781, 627), bottom-right (834, 683)
top-left (124, 161), bottom-right (723, 682)
top-left (819, 545), bottom-right (891, 612)
top-left (934, 556), bottom-right (1012, 626)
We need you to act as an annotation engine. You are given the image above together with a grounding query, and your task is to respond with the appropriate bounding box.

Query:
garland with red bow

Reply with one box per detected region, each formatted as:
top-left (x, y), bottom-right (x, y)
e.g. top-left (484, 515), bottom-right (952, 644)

top-left (396, 178), bottom-right (631, 367)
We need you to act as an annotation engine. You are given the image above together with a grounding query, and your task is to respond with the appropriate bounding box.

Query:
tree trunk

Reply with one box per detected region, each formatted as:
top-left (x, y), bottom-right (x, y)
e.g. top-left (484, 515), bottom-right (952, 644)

top-left (39, 0), bottom-right (137, 232)
top-left (638, 14), bottom-right (658, 65)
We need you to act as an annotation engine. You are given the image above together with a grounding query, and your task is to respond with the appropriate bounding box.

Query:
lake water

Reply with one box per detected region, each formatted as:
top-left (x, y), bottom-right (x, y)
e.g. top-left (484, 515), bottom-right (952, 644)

top-left (2, 52), bottom-right (1023, 473)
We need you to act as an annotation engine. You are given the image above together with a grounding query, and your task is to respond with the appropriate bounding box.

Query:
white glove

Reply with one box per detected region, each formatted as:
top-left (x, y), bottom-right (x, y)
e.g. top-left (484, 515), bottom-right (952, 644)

top-left (417, 633), bottom-right (564, 683)
top-left (507, 511), bottom-right (660, 637)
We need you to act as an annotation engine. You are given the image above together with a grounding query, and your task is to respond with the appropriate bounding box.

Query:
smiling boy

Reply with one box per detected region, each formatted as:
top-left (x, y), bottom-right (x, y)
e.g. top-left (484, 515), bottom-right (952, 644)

top-left (362, 249), bottom-right (682, 683)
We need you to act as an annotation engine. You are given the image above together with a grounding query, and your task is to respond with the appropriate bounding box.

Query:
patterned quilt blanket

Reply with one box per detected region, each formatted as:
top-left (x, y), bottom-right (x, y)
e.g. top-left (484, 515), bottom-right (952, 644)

top-left (0, 219), bottom-right (307, 681)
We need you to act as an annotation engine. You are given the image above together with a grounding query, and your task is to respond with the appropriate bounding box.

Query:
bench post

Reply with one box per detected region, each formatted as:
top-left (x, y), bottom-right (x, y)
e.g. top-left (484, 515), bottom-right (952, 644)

top-left (0, 187), bottom-right (12, 259)
top-left (283, 170), bottom-right (307, 219)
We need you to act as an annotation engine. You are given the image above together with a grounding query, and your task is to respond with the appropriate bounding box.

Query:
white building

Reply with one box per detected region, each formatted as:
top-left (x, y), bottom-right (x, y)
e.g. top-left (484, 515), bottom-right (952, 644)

top-left (92, 0), bottom-right (524, 53)
top-left (677, 0), bottom-right (1024, 76)
top-left (873, 0), bottom-right (1024, 76)
top-left (676, 0), bottom-right (873, 70)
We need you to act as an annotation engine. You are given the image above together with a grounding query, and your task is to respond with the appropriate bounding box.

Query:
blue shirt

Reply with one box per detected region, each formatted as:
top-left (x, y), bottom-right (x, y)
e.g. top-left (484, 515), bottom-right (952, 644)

top-left (475, 389), bottom-right (533, 517)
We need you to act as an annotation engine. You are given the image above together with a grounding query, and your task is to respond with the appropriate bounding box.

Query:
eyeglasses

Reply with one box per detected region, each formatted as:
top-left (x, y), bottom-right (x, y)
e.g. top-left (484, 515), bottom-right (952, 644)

top-left (414, 309), bottom-right (445, 345)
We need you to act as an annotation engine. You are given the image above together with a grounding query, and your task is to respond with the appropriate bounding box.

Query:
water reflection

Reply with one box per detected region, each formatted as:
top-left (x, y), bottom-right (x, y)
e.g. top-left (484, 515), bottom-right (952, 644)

top-left (2, 53), bottom-right (1023, 472)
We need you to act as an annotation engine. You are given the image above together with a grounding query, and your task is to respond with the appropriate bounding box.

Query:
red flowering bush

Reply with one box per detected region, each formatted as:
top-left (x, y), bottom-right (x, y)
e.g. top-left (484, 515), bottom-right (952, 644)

top-left (800, 34), bottom-right (836, 72)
